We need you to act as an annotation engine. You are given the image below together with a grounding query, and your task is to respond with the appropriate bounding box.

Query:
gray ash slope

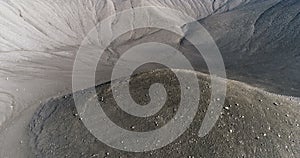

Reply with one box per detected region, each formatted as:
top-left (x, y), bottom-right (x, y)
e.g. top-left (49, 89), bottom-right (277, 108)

top-left (29, 69), bottom-right (300, 158)
top-left (180, 0), bottom-right (300, 97)
top-left (0, 0), bottom-right (299, 157)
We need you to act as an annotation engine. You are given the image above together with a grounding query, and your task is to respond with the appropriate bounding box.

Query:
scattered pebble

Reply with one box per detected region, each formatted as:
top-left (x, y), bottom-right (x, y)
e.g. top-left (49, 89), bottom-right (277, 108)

top-left (285, 114), bottom-right (289, 117)
top-left (173, 108), bottom-right (177, 112)
top-left (263, 133), bottom-right (267, 137)
top-left (224, 106), bottom-right (230, 110)
top-left (91, 154), bottom-right (99, 157)
top-left (100, 97), bottom-right (104, 102)
top-left (273, 102), bottom-right (279, 106)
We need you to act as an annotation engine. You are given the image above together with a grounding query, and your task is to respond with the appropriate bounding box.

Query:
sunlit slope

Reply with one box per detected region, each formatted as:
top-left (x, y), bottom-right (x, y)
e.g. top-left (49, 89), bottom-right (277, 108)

top-left (0, 0), bottom-right (249, 51)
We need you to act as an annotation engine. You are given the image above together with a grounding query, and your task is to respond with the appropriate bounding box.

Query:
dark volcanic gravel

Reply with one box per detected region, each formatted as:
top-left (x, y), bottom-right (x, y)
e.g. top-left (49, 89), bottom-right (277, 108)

top-left (29, 69), bottom-right (300, 158)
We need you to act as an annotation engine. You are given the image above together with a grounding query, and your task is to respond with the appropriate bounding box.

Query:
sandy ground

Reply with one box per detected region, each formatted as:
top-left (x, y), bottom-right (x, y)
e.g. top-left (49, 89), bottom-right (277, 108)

top-left (0, 49), bottom-right (116, 157)
top-left (0, 51), bottom-right (73, 157)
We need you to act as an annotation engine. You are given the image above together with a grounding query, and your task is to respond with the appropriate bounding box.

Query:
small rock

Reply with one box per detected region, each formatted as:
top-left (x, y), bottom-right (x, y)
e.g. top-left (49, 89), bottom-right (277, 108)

top-left (91, 154), bottom-right (99, 157)
top-left (100, 97), bottom-right (104, 102)
top-left (285, 114), bottom-right (289, 117)
top-left (263, 133), bottom-right (267, 137)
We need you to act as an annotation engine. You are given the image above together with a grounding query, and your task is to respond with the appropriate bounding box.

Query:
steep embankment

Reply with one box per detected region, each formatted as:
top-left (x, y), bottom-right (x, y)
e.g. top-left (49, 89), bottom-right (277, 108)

top-left (196, 0), bottom-right (300, 96)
